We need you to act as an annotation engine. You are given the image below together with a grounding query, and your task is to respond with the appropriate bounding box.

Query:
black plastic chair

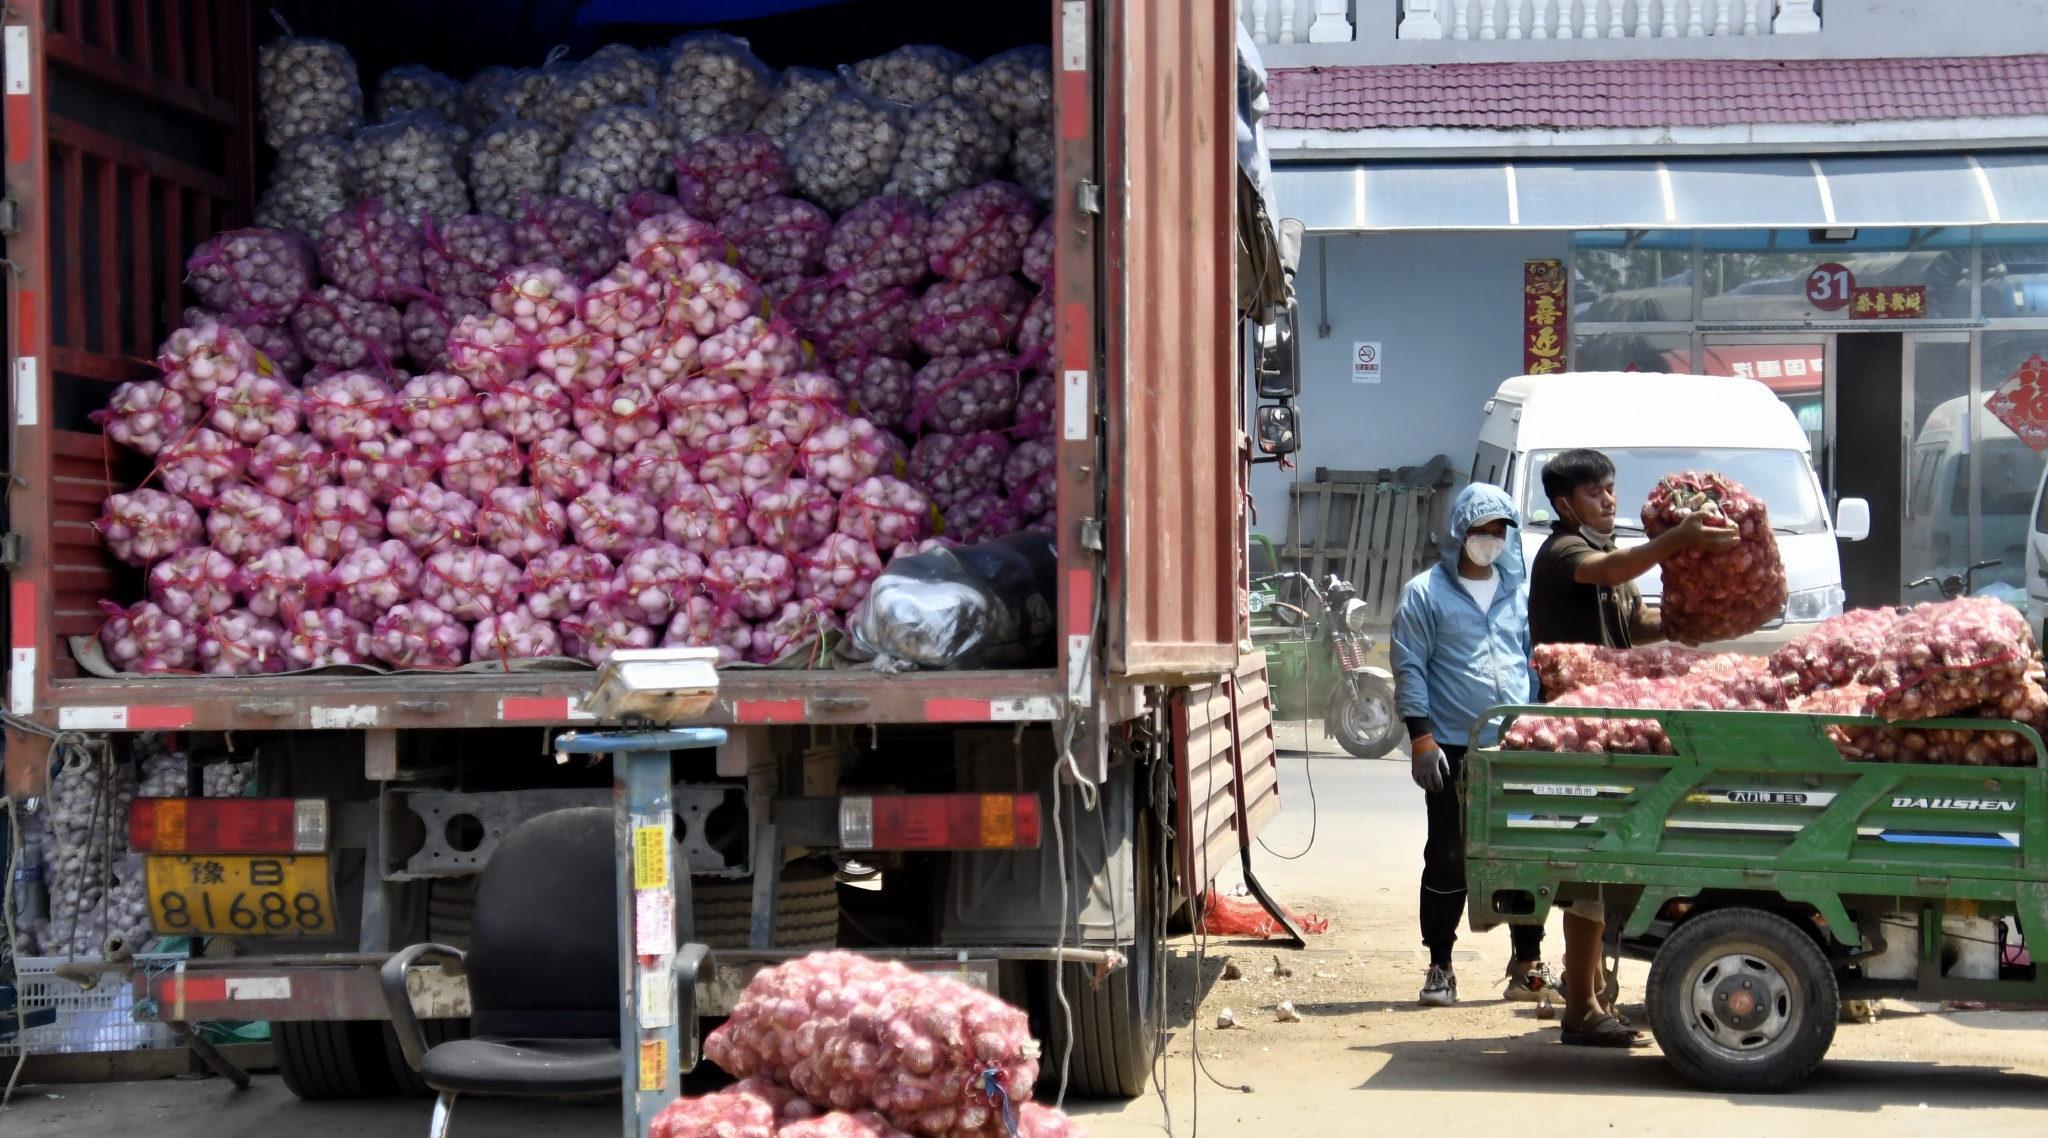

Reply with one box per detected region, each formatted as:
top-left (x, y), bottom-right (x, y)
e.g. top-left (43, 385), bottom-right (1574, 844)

top-left (380, 807), bottom-right (710, 1137)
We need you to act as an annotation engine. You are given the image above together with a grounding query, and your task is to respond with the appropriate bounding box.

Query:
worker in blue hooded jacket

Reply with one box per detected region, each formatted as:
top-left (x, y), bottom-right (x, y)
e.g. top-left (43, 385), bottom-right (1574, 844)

top-left (1391, 482), bottom-right (1547, 1009)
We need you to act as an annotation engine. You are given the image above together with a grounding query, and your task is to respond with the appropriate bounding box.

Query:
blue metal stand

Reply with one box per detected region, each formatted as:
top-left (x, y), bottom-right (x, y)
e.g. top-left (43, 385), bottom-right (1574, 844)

top-left (554, 727), bottom-right (727, 1138)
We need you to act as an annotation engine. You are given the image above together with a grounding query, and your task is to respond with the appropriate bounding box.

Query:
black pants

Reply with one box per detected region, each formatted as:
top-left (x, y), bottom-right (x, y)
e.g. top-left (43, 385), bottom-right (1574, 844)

top-left (1422, 744), bottom-right (1544, 967)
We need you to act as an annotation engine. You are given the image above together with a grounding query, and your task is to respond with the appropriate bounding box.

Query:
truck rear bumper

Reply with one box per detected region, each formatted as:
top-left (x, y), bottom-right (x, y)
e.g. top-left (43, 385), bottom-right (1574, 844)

top-left (130, 946), bottom-right (1127, 1023)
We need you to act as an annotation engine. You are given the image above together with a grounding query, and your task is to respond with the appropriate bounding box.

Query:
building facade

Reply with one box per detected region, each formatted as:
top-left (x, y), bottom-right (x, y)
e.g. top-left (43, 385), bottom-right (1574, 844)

top-left (1255, 0), bottom-right (2048, 611)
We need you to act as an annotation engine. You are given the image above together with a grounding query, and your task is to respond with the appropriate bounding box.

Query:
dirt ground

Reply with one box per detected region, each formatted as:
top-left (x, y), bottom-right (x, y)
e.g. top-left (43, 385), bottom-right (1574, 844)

top-left (12, 739), bottom-right (2048, 1137)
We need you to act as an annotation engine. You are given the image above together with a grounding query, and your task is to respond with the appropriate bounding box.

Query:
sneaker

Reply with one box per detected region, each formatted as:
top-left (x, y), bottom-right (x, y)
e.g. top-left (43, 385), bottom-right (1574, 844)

top-left (1418, 964), bottom-right (1458, 1007)
top-left (1502, 960), bottom-right (1560, 1002)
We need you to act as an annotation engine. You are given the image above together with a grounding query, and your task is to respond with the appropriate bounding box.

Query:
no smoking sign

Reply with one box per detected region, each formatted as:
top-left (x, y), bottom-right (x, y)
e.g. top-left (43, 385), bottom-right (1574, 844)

top-left (1352, 341), bottom-right (1382, 384)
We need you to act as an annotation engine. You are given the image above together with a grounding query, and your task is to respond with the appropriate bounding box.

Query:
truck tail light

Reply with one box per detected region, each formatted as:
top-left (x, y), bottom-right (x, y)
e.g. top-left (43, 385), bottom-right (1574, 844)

top-left (839, 795), bottom-right (1042, 852)
top-left (129, 798), bottom-right (329, 854)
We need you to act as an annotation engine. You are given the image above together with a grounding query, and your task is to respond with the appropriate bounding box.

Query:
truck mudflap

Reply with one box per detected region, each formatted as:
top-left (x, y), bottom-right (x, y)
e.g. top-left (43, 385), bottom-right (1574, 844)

top-left (1462, 705), bottom-right (2048, 953)
top-left (127, 947), bottom-right (1126, 1023)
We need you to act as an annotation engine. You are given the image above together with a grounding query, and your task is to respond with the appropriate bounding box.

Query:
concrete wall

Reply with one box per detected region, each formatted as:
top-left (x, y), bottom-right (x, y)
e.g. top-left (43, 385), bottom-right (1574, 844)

top-left (1249, 229), bottom-right (1569, 543)
top-left (1255, 0), bottom-right (2048, 67)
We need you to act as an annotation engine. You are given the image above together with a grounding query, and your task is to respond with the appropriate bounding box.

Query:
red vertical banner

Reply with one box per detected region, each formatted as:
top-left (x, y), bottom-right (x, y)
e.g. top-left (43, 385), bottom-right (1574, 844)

top-left (1986, 353), bottom-right (2048, 453)
top-left (1524, 259), bottom-right (1567, 375)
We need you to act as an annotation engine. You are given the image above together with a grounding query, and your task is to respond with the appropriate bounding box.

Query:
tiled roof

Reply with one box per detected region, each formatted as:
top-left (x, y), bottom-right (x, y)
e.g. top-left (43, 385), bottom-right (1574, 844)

top-left (1266, 54), bottom-right (2048, 131)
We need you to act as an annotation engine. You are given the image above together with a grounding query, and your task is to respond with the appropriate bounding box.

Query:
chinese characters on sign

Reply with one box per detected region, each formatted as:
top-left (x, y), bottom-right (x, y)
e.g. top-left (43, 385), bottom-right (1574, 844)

top-left (1351, 341), bottom-right (1382, 384)
top-left (1849, 284), bottom-right (1927, 320)
top-left (1524, 260), bottom-right (1566, 374)
top-left (1986, 354), bottom-right (2048, 453)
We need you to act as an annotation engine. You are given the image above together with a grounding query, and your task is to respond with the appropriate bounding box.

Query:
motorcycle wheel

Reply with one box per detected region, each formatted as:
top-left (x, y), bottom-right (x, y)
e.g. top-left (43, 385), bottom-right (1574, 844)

top-left (1334, 673), bottom-right (1401, 758)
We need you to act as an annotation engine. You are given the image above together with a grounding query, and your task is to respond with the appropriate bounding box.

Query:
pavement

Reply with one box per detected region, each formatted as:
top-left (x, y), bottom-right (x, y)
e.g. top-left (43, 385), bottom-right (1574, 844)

top-left (13, 740), bottom-right (2048, 1137)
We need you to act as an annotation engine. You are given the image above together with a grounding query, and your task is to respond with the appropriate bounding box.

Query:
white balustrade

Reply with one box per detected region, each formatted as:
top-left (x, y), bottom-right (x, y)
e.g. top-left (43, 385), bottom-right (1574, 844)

top-left (1388, 1), bottom-right (1819, 40)
top-left (1247, 0), bottom-right (1357, 43)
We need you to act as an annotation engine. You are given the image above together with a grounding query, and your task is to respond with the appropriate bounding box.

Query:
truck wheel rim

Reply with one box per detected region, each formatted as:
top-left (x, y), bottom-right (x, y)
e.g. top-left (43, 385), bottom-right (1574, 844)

top-left (1685, 947), bottom-right (1799, 1060)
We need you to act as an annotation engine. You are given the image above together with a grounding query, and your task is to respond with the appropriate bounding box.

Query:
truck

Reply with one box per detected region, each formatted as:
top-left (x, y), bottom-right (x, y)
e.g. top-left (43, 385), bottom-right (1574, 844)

top-left (0, 0), bottom-right (1280, 1099)
top-left (1465, 702), bottom-right (2048, 1094)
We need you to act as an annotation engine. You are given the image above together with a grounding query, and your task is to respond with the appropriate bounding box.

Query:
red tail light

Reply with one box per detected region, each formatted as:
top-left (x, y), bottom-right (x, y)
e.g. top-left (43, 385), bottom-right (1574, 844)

top-left (129, 798), bottom-right (329, 854)
top-left (839, 794), bottom-right (1042, 851)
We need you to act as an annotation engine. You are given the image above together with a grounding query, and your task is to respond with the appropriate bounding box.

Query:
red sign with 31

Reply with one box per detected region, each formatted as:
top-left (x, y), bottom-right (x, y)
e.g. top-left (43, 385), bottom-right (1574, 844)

top-left (1806, 263), bottom-right (1854, 311)
top-left (1986, 354), bottom-right (2048, 453)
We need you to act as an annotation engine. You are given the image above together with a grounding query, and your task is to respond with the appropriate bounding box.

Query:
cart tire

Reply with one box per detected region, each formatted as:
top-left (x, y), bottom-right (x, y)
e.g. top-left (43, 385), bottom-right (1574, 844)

top-left (276, 1019), bottom-right (397, 1099)
top-left (1646, 907), bottom-right (1837, 1094)
top-left (382, 1019), bottom-right (471, 1097)
top-left (1333, 675), bottom-right (1400, 759)
top-left (1046, 809), bottom-right (1163, 1098)
top-left (690, 862), bottom-right (841, 948)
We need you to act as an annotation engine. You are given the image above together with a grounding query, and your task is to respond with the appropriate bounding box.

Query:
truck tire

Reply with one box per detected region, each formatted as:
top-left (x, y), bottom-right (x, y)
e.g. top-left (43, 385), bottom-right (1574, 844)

top-left (1333, 674), bottom-right (1400, 759)
top-left (276, 1020), bottom-right (397, 1099)
top-left (427, 875), bottom-right (479, 949)
top-left (691, 862), bottom-right (841, 948)
top-left (1645, 907), bottom-right (1838, 1094)
top-left (1047, 811), bottom-right (1162, 1098)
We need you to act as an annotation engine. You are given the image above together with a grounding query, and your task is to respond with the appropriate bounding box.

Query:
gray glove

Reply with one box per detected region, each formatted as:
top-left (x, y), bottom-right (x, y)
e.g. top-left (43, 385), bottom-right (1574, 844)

top-left (1410, 743), bottom-right (1448, 793)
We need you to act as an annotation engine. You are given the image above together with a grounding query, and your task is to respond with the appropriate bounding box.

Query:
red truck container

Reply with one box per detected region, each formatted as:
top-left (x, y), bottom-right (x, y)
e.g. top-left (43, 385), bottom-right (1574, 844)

top-left (0, 0), bottom-right (1277, 1098)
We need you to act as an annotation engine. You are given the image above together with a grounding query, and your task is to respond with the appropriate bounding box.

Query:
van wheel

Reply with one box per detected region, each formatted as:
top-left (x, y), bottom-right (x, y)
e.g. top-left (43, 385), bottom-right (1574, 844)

top-left (1646, 908), bottom-right (1837, 1094)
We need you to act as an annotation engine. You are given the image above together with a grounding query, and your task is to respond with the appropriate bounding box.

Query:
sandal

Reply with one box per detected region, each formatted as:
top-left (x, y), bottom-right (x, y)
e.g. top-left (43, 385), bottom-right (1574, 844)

top-left (1560, 1011), bottom-right (1650, 1048)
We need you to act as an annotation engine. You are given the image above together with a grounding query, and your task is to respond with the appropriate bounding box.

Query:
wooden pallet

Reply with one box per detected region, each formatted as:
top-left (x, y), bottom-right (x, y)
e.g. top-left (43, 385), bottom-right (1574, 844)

top-left (1277, 466), bottom-right (1455, 622)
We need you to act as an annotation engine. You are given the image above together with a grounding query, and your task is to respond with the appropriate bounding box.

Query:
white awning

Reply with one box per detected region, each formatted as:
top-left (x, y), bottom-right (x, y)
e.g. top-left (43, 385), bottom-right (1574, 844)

top-left (1276, 152), bottom-right (2046, 231)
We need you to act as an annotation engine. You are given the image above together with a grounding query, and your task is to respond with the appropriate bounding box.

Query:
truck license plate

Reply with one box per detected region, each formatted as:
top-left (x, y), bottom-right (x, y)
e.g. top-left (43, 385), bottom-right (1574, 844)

top-left (145, 855), bottom-right (337, 936)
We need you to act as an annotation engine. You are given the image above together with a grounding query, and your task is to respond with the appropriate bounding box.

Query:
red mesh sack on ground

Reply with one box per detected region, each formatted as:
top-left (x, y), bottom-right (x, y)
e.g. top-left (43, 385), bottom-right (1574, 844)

top-left (1193, 891), bottom-right (1329, 939)
top-left (1768, 607), bottom-right (1903, 697)
top-left (702, 951), bottom-right (1038, 1138)
top-left (1864, 597), bottom-right (2038, 720)
top-left (1641, 471), bottom-right (1788, 645)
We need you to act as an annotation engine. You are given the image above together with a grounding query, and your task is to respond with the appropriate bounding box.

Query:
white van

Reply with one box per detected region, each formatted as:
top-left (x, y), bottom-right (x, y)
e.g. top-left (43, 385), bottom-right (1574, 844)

top-left (1472, 373), bottom-right (1870, 647)
top-left (1910, 393), bottom-right (2036, 609)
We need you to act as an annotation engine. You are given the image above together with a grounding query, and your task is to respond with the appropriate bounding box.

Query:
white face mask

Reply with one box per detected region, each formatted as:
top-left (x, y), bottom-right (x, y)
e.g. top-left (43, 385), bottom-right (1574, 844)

top-left (1464, 534), bottom-right (1506, 567)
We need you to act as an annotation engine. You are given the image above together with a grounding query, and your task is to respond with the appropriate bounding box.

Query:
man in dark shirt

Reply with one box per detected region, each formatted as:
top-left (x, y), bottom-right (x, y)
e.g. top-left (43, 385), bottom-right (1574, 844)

top-left (1526, 448), bottom-right (1738, 1047)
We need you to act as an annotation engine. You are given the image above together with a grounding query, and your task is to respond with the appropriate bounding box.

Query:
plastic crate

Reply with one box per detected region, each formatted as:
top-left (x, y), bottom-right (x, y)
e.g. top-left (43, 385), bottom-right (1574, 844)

top-left (0, 954), bottom-right (184, 1055)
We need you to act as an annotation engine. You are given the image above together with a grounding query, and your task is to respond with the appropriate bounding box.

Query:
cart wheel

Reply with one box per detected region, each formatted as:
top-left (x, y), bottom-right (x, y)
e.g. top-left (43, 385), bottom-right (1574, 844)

top-left (1333, 675), bottom-right (1400, 759)
top-left (1646, 907), bottom-right (1837, 1094)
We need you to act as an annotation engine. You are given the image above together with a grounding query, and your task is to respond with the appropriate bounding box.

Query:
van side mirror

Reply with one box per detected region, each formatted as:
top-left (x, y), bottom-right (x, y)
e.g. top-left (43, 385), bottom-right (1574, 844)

top-left (1256, 404), bottom-right (1300, 455)
top-left (1835, 497), bottom-right (1871, 542)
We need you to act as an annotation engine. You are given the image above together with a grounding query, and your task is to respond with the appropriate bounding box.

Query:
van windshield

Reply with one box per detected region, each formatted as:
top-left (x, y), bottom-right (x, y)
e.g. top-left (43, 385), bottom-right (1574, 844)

top-left (1521, 449), bottom-right (1828, 535)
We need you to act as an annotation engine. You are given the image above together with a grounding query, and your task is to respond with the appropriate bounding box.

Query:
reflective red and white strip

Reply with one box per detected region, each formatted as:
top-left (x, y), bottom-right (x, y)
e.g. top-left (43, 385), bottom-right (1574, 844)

top-left (58, 706), bottom-right (195, 730)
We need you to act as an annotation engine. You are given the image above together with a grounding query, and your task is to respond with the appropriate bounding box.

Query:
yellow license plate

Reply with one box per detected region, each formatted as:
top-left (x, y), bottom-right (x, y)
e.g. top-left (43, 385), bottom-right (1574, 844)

top-left (145, 855), bottom-right (337, 937)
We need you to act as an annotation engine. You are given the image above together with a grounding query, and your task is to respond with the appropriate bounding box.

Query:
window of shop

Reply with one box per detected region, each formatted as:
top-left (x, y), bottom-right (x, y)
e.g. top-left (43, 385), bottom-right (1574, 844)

top-left (1567, 226), bottom-right (2048, 612)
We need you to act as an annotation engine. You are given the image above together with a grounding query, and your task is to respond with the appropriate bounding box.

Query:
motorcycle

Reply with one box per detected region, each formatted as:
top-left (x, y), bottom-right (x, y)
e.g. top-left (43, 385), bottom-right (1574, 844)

top-left (1250, 571), bottom-right (1401, 758)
